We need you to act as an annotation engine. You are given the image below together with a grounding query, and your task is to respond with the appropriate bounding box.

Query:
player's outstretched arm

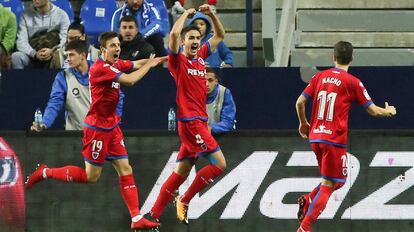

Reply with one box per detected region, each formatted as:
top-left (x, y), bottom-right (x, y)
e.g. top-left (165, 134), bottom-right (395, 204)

top-left (117, 56), bottom-right (168, 86)
top-left (132, 55), bottom-right (168, 70)
top-left (296, 95), bottom-right (310, 139)
top-left (201, 4), bottom-right (225, 52)
top-left (366, 102), bottom-right (397, 117)
top-left (169, 8), bottom-right (197, 53)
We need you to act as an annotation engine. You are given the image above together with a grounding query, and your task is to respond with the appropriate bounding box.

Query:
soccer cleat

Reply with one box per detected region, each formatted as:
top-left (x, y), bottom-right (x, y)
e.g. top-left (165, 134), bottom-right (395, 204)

top-left (175, 196), bottom-right (189, 225)
top-left (131, 214), bottom-right (160, 231)
top-left (25, 164), bottom-right (48, 190)
top-left (297, 194), bottom-right (310, 223)
top-left (297, 226), bottom-right (311, 232)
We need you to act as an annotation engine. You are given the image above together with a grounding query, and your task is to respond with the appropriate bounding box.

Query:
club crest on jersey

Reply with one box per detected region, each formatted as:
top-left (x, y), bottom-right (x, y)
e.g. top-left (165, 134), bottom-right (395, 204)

top-left (198, 57), bottom-right (205, 65)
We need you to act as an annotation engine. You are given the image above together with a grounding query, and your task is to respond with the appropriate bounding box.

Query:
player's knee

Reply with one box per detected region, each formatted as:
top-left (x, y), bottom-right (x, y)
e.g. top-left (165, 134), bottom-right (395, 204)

top-left (333, 182), bottom-right (345, 190)
top-left (86, 173), bottom-right (101, 183)
top-left (216, 158), bottom-right (226, 171)
top-left (118, 164), bottom-right (133, 176)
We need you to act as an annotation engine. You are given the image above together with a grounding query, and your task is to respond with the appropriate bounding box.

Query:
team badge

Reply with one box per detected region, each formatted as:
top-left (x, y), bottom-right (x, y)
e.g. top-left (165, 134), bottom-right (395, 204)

top-left (72, 88), bottom-right (80, 96)
top-left (198, 57), bottom-right (205, 65)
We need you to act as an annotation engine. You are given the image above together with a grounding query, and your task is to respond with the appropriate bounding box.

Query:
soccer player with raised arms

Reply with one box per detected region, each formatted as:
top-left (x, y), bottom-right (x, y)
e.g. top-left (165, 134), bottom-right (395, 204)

top-left (146, 4), bottom-right (226, 225)
top-left (26, 31), bottom-right (167, 230)
top-left (295, 41), bottom-right (397, 232)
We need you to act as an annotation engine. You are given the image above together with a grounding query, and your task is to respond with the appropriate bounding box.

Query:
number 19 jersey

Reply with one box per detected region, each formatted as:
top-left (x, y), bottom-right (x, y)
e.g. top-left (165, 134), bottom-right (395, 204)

top-left (302, 68), bottom-right (373, 147)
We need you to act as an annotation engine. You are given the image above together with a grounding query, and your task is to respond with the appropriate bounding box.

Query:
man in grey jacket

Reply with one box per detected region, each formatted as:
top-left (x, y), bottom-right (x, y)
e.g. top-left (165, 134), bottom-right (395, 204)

top-left (11, 0), bottom-right (70, 69)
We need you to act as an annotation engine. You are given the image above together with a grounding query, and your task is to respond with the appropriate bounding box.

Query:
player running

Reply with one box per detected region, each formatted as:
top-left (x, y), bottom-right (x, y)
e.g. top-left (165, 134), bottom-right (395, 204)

top-left (145, 4), bottom-right (226, 226)
top-left (26, 31), bottom-right (167, 231)
top-left (295, 41), bottom-right (397, 232)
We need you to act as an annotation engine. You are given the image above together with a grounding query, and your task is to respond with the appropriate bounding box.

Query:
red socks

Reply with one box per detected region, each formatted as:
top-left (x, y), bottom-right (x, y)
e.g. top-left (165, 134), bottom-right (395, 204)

top-left (151, 172), bottom-right (186, 219)
top-left (181, 164), bottom-right (222, 204)
top-left (308, 184), bottom-right (321, 201)
top-left (119, 174), bottom-right (140, 218)
top-left (301, 185), bottom-right (334, 231)
top-left (45, 166), bottom-right (87, 183)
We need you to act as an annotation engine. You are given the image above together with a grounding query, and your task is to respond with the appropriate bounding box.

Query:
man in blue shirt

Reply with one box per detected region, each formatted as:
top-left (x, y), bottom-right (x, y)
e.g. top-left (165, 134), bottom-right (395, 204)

top-left (30, 39), bottom-right (124, 131)
top-left (111, 0), bottom-right (169, 57)
top-left (206, 68), bottom-right (236, 134)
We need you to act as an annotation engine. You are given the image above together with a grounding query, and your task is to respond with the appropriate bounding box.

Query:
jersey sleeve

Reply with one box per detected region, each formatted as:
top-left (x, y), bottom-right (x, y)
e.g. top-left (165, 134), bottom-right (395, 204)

top-left (197, 42), bottom-right (212, 60)
top-left (91, 64), bottom-right (123, 85)
top-left (168, 52), bottom-right (180, 77)
top-left (352, 79), bottom-right (374, 108)
top-left (115, 59), bottom-right (134, 73)
top-left (302, 74), bottom-right (317, 99)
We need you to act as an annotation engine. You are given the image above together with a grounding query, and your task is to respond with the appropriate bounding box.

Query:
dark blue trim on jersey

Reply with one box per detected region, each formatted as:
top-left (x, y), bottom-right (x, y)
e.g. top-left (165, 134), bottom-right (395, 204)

top-left (168, 48), bottom-right (181, 55)
top-left (84, 158), bottom-right (104, 167)
top-left (322, 176), bottom-right (346, 183)
top-left (83, 123), bottom-right (119, 131)
top-left (306, 189), bottom-right (321, 216)
top-left (114, 71), bottom-right (123, 82)
top-left (197, 146), bottom-right (221, 157)
top-left (106, 155), bottom-right (128, 161)
top-left (176, 156), bottom-right (197, 164)
top-left (302, 92), bottom-right (312, 100)
top-left (177, 116), bottom-right (208, 122)
top-left (310, 139), bottom-right (347, 148)
top-left (363, 100), bottom-right (374, 109)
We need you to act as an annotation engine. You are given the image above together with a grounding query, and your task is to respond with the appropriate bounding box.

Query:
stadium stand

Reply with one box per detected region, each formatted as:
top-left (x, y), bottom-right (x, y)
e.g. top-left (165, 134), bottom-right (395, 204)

top-left (50, 0), bottom-right (74, 21)
top-left (80, 0), bottom-right (118, 45)
top-left (0, 0), bottom-right (24, 22)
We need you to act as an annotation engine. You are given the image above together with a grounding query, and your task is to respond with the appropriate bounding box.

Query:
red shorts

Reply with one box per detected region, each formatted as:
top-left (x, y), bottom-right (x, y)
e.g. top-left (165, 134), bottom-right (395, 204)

top-left (177, 120), bottom-right (220, 162)
top-left (311, 142), bottom-right (347, 183)
top-left (81, 126), bottom-right (128, 166)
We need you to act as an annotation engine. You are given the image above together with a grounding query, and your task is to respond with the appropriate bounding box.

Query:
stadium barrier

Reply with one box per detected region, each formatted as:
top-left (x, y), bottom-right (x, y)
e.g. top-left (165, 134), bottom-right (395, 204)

top-left (2, 130), bottom-right (414, 232)
top-left (1, 67), bottom-right (413, 130)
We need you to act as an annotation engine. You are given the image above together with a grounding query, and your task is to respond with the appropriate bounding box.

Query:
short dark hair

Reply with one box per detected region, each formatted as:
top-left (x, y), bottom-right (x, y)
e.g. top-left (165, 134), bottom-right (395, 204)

top-left (181, 25), bottom-right (201, 39)
top-left (119, 15), bottom-right (138, 28)
top-left (68, 22), bottom-right (85, 34)
top-left (99, 31), bottom-right (118, 48)
top-left (334, 41), bottom-right (353, 65)
top-left (65, 39), bottom-right (89, 56)
top-left (206, 67), bottom-right (221, 82)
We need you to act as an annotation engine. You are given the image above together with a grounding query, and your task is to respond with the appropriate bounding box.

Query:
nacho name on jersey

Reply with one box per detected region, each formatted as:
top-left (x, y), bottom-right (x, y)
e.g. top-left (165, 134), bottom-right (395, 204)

top-left (322, 77), bottom-right (342, 86)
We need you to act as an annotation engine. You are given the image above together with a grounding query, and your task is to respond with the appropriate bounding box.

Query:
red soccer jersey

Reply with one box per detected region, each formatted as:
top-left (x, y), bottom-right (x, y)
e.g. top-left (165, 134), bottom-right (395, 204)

top-left (302, 68), bottom-right (373, 146)
top-left (168, 43), bottom-right (211, 121)
top-left (84, 57), bottom-right (133, 129)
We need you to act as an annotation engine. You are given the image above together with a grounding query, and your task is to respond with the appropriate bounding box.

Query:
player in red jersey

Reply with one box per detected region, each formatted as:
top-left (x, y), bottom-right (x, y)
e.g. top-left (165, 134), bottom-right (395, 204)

top-left (295, 41), bottom-right (397, 232)
top-left (145, 4), bottom-right (226, 225)
top-left (25, 32), bottom-right (167, 231)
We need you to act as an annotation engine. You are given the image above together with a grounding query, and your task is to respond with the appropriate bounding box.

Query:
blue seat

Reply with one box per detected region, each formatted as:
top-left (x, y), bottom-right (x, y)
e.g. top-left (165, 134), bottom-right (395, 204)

top-left (50, 0), bottom-right (74, 21)
top-left (0, 0), bottom-right (24, 22)
top-left (80, 0), bottom-right (118, 46)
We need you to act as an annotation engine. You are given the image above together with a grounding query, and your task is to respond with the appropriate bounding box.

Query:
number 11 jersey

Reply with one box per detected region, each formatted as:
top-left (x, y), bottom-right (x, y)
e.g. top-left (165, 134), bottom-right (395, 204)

top-left (302, 68), bottom-right (373, 147)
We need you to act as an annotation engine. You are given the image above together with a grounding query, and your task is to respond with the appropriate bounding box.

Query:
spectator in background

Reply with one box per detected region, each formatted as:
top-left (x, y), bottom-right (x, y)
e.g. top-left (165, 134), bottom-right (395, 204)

top-left (0, 3), bottom-right (17, 54)
top-left (111, 0), bottom-right (168, 57)
top-left (169, 0), bottom-right (217, 15)
top-left (119, 16), bottom-right (155, 60)
top-left (30, 39), bottom-right (124, 131)
top-left (12, 0), bottom-right (70, 69)
top-left (206, 68), bottom-right (236, 135)
top-left (0, 43), bottom-right (12, 70)
top-left (188, 12), bottom-right (233, 68)
top-left (50, 22), bottom-right (100, 69)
